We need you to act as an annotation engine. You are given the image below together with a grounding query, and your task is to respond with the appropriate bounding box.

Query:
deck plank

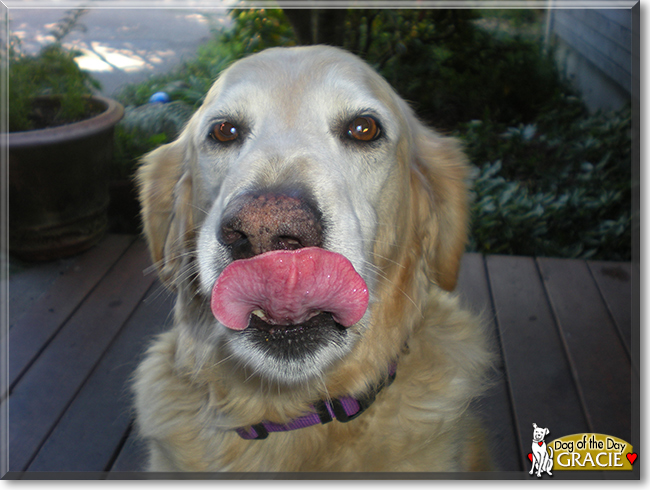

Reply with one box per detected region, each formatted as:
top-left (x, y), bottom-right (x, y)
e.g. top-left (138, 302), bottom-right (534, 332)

top-left (537, 257), bottom-right (632, 442)
top-left (485, 255), bottom-right (590, 473)
top-left (26, 281), bottom-right (173, 472)
top-left (9, 235), bottom-right (135, 389)
top-left (457, 253), bottom-right (521, 472)
top-left (9, 257), bottom-right (75, 329)
top-left (109, 425), bottom-right (149, 474)
top-left (9, 239), bottom-right (155, 472)
top-left (587, 260), bottom-right (632, 357)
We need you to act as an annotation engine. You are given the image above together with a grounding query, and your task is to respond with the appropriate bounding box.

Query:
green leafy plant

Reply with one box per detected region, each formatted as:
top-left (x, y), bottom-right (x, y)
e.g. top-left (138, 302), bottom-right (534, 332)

top-left (343, 9), bottom-right (564, 130)
top-left (112, 101), bottom-right (194, 180)
top-left (9, 9), bottom-right (101, 132)
top-left (464, 103), bottom-right (632, 260)
top-left (112, 126), bottom-right (168, 181)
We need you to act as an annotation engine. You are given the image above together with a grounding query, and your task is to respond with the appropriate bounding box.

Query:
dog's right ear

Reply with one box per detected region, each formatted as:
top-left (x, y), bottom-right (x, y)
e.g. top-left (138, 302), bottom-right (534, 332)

top-left (410, 127), bottom-right (469, 292)
top-left (137, 139), bottom-right (194, 290)
top-left (533, 423), bottom-right (538, 429)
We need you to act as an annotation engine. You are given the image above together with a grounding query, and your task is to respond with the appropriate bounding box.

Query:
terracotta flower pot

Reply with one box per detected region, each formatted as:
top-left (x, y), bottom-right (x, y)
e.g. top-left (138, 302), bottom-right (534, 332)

top-left (7, 95), bottom-right (124, 261)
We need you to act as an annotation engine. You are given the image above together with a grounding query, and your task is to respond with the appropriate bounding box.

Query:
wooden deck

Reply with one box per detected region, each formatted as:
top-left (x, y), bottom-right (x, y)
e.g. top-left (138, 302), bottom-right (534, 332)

top-left (4, 234), bottom-right (638, 479)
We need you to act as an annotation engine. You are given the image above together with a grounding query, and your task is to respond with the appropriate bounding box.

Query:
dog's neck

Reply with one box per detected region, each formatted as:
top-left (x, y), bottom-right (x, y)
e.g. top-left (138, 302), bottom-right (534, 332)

top-left (234, 362), bottom-right (397, 440)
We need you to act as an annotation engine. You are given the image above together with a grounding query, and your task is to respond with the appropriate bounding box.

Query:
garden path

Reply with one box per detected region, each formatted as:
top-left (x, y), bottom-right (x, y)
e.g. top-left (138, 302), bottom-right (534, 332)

top-left (7, 4), bottom-right (230, 96)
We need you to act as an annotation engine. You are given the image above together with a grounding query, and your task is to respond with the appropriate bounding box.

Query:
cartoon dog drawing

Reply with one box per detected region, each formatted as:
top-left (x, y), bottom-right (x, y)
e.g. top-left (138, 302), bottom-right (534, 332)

top-left (530, 423), bottom-right (554, 477)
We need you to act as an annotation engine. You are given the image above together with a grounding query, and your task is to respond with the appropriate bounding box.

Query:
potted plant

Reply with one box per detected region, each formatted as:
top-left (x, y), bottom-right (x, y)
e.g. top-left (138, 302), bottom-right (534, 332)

top-left (6, 10), bottom-right (124, 261)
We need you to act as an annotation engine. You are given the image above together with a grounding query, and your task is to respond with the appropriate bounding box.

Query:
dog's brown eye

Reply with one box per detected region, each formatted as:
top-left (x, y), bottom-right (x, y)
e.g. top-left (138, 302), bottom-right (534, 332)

top-left (211, 122), bottom-right (239, 142)
top-left (348, 116), bottom-right (380, 141)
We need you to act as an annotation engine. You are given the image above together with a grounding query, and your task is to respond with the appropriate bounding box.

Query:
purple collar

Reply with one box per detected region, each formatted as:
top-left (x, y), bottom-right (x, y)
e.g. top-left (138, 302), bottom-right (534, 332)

top-left (235, 364), bottom-right (397, 440)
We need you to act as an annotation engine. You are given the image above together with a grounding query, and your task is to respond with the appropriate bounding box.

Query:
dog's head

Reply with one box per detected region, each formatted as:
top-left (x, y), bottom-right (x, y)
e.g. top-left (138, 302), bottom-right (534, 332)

top-left (138, 46), bottom-right (469, 387)
top-left (532, 423), bottom-right (550, 443)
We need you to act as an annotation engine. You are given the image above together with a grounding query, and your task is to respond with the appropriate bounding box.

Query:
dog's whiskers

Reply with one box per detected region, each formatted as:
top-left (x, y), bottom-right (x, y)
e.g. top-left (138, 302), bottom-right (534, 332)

top-left (144, 248), bottom-right (199, 277)
top-left (316, 372), bottom-right (333, 406)
top-left (367, 250), bottom-right (407, 269)
top-left (358, 257), bottom-right (423, 318)
top-left (209, 351), bottom-right (237, 370)
top-left (145, 281), bottom-right (177, 304)
top-left (187, 202), bottom-right (210, 216)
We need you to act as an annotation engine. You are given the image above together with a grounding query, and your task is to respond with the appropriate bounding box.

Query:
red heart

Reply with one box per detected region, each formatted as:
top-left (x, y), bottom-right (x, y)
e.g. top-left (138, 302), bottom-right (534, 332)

top-left (528, 453), bottom-right (533, 462)
top-left (538, 441), bottom-right (543, 446)
top-left (626, 453), bottom-right (637, 465)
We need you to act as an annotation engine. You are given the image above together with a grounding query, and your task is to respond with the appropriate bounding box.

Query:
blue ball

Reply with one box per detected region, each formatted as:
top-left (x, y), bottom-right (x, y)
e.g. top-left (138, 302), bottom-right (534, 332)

top-left (149, 92), bottom-right (170, 104)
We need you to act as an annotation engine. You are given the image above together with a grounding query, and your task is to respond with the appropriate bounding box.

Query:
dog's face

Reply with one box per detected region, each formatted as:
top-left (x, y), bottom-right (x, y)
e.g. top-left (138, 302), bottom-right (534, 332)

top-left (138, 46), bottom-right (469, 387)
top-left (533, 426), bottom-right (549, 443)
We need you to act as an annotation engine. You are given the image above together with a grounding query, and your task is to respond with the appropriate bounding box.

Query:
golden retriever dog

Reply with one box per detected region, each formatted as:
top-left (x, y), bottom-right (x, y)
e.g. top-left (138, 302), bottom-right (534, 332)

top-left (134, 45), bottom-right (492, 473)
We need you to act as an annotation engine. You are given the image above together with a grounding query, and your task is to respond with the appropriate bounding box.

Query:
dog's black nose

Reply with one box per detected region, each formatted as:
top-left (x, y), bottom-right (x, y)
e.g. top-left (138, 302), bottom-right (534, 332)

top-left (219, 190), bottom-right (323, 260)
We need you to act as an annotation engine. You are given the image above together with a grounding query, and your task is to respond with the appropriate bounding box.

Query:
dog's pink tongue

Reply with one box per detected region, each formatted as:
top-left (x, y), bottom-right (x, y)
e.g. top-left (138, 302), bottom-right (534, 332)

top-left (211, 247), bottom-right (368, 331)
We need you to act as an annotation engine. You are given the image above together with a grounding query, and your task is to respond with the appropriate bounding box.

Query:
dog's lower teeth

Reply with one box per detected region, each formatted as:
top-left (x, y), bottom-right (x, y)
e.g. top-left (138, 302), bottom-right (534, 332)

top-left (306, 310), bottom-right (322, 322)
top-left (252, 309), bottom-right (268, 320)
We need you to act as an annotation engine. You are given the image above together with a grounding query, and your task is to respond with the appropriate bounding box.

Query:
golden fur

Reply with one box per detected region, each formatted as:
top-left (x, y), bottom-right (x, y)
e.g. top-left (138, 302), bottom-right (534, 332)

top-left (134, 45), bottom-right (492, 472)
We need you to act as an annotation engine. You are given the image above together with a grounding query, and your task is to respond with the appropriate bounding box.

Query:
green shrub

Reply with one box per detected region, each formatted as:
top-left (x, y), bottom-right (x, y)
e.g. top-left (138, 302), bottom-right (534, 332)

top-left (112, 126), bottom-right (168, 181)
top-left (344, 10), bottom-right (564, 130)
top-left (9, 43), bottom-right (101, 132)
top-left (112, 101), bottom-right (194, 180)
top-left (464, 103), bottom-right (632, 260)
top-left (8, 10), bottom-right (101, 132)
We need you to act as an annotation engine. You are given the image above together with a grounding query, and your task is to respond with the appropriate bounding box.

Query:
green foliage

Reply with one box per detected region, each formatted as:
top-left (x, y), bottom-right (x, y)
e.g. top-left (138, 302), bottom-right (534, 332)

top-left (345, 9), bottom-right (631, 260)
top-left (221, 8), bottom-right (297, 54)
top-left (112, 126), bottom-right (168, 181)
top-left (112, 101), bottom-right (193, 180)
top-left (345, 10), bottom-right (564, 129)
top-left (9, 10), bottom-right (101, 132)
top-left (9, 44), bottom-right (101, 131)
top-left (464, 103), bottom-right (632, 260)
top-left (478, 9), bottom-right (543, 30)
top-left (120, 101), bottom-right (193, 140)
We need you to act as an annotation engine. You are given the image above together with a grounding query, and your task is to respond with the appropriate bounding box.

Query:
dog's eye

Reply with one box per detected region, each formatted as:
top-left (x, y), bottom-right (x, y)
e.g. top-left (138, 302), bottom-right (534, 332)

top-left (211, 122), bottom-right (239, 142)
top-left (348, 116), bottom-right (380, 142)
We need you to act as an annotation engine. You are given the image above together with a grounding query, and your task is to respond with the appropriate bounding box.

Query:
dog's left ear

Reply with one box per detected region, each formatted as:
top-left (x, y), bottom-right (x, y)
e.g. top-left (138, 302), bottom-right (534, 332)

top-left (411, 127), bottom-right (469, 292)
top-left (137, 138), bottom-right (195, 289)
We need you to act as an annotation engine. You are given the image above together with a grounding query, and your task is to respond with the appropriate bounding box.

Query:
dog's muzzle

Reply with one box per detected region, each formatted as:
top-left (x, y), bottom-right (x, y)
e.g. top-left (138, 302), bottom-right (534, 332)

top-left (210, 189), bottom-right (368, 364)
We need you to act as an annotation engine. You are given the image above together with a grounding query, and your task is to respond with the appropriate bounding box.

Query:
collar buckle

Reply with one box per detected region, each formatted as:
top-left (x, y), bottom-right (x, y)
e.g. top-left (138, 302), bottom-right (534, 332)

top-left (235, 422), bottom-right (269, 440)
top-left (334, 367), bottom-right (396, 423)
top-left (313, 400), bottom-right (334, 424)
top-left (331, 393), bottom-right (373, 423)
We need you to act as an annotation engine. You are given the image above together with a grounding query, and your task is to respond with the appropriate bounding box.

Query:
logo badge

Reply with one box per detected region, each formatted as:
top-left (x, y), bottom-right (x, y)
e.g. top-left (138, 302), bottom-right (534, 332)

top-left (526, 424), bottom-right (636, 475)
